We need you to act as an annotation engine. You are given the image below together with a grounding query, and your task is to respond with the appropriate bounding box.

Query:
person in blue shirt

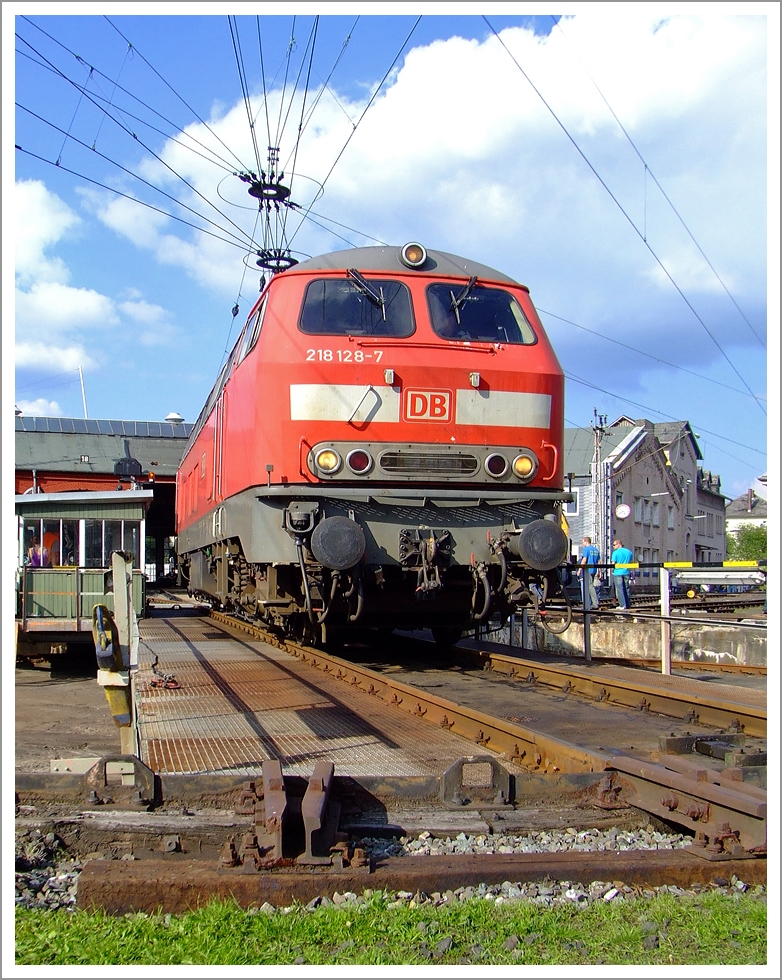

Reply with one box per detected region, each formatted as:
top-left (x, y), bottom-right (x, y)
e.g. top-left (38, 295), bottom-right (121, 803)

top-left (579, 536), bottom-right (600, 609)
top-left (611, 538), bottom-right (634, 609)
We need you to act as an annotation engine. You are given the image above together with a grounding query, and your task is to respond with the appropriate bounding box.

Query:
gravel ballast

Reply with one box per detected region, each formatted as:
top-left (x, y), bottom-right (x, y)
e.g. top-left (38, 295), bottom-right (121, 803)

top-left (16, 824), bottom-right (763, 914)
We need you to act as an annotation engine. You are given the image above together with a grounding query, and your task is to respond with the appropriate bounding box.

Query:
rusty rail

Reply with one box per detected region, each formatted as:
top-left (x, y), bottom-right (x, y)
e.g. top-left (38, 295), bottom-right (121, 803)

top-left (209, 610), bottom-right (607, 776)
top-left (207, 611), bottom-right (766, 857)
top-left (470, 648), bottom-right (766, 738)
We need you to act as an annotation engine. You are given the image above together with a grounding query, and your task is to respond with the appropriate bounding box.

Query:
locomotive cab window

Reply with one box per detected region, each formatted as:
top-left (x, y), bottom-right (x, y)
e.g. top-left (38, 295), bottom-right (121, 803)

top-left (299, 278), bottom-right (415, 337)
top-left (427, 283), bottom-right (537, 345)
top-left (238, 294), bottom-right (269, 363)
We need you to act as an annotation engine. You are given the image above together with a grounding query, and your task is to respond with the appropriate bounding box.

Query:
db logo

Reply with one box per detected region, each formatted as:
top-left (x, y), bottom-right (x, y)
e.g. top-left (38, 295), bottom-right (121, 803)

top-left (404, 389), bottom-right (452, 422)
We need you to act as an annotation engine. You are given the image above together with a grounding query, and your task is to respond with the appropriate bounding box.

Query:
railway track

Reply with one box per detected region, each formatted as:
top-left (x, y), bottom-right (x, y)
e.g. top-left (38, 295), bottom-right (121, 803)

top-left (205, 611), bottom-right (766, 855)
top-left (588, 592), bottom-right (767, 617)
top-left (16, 608), bottom-right (766, 914)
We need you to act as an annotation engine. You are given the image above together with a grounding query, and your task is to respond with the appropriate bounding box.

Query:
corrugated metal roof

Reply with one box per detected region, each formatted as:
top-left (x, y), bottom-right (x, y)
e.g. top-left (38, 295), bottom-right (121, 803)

top-left (15, 417), bottom-right (192, 476)
top-left (15, 416), bottom-right (192, 438)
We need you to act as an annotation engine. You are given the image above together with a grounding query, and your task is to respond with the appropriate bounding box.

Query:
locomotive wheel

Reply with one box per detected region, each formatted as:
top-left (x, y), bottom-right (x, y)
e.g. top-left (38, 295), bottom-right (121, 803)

top-left (431, 626), bottom-right (464, 648)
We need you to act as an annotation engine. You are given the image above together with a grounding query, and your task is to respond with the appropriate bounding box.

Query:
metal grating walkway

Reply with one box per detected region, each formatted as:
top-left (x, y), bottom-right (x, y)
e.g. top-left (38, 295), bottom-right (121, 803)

top-left (135, 615), bottom-right (484, 778)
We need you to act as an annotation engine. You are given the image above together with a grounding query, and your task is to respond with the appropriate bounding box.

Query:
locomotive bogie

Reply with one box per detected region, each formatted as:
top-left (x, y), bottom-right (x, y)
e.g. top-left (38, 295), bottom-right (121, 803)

top-left (177, 245), bottom-right (569, 640)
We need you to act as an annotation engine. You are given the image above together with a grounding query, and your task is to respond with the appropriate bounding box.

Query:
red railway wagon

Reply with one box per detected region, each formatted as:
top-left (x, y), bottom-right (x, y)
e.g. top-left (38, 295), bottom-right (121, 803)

top-left (176, 243), bottom-right (569, 644)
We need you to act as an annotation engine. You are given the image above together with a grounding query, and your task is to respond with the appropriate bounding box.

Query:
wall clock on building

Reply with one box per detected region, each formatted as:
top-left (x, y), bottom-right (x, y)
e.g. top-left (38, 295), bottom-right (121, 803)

top-left (615, 503), bottom-right (631, 520)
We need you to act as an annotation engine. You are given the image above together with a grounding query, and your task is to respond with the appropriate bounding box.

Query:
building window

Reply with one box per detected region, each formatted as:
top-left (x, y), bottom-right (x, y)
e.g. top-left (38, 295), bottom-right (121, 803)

top-left (82, 519), bottom-right (143, 569)
top-left (651, 549), bottom-right (659, 577)
top-left (643, 499), bottom-right (652, 525)
top-left (22, 519), bottom-right (79, 567)
top-left (634, 497), bottom-right (643, 523)
top-left (564, 488), bottom-right (579, 516)
top-left (666, 550), bottom-right (674, 563)
top-left (706, 513), bottom-right (714, 537)
top-left (652, 500), bottom-right (660, 526)
top-left (667, 506), bottom-right (675, 530)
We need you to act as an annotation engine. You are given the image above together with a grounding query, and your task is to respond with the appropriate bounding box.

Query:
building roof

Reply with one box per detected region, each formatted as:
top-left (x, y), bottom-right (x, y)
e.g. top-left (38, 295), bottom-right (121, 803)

top-left (725, 490), bottom-right (768, 521)
top-left (563, 426), bottom-right (636, 477)
top-left (650, 420), bottom-right (703, 461)
top-left (15, 416), bottom-right (192, 478)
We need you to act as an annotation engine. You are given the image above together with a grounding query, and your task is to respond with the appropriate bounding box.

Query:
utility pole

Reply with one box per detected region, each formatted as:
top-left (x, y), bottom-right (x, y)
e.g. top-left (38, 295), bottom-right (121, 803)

top-left (590, 410), bottom-right (607, 562)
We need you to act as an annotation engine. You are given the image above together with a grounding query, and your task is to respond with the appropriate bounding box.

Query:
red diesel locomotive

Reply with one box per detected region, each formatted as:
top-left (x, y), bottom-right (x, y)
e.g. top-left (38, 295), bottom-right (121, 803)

top-left (176, 243), bottom-right (569, 644)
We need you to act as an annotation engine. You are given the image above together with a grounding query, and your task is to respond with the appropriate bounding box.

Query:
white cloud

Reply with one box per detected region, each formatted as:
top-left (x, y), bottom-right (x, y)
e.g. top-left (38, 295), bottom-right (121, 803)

top-left (15, 341), bottom-right (97, 373)
top-left (16, 280), bottom-right (118, 335)
top-left (117, 298), bottom-right (169, 324)
top-left (15, 398), bottom-right (65, 417)
top-left (15, 179), bottom-right (79, 286)
top-left (101, 13), bottom-right (763, 333)
top-left (646, 245), bottom-right (737, 295)
top-left (81, 189), bottom-right (172, 248)
top-left (14, 180), bottom-right (180, 400)
top-left (12, 12), bottom-right (768, 491)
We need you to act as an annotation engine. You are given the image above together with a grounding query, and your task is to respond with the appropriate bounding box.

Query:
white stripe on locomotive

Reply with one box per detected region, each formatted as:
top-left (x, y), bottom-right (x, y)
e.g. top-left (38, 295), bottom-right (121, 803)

top-left (290, 384), bottom-right (552, 428)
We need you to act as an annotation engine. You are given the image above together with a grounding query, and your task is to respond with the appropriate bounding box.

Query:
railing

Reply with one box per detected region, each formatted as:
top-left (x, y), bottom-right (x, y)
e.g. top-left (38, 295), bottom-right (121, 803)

top-left (17, 567), bottom-right (146, 632)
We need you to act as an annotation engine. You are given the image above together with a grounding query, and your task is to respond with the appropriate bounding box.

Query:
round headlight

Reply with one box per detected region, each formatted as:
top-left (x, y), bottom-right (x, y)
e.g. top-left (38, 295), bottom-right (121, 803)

top-left (401, 242), bottom-right (427, 269)
top-left (347, 449), bottom-right (373, 475)
top-left (512, 452), bottom-right (538, 481)
top-left (314, 448), bottom-right (341, 474)
top-left (484, 453), bottom-right (509, 478)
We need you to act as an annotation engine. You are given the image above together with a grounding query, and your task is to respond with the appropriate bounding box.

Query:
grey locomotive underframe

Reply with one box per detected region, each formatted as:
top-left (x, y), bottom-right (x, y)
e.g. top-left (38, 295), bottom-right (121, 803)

top-left (178, 485), bottom-right (570, 636)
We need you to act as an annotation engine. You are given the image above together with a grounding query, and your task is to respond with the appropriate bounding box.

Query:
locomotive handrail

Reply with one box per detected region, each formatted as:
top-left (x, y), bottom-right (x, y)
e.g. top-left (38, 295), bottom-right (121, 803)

top-left (540, 440), bottom-right (559, 482)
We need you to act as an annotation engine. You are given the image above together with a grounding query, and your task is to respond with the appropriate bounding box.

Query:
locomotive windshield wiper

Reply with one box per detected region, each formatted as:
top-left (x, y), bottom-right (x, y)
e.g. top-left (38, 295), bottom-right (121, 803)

top-left (347, 268), bottom-right (386, 321)
top-left (449, 275), bottom-right (478, 325)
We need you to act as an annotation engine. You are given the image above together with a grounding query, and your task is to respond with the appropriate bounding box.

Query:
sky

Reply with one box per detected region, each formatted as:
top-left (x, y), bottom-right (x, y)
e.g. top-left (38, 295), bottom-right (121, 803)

top-left (5, 3), bottom-right (778, 501)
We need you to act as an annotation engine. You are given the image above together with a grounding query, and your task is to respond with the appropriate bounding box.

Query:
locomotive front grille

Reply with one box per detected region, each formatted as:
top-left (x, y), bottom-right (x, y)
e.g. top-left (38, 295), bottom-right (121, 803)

top-left (379, 451), bottom-right (479, 477)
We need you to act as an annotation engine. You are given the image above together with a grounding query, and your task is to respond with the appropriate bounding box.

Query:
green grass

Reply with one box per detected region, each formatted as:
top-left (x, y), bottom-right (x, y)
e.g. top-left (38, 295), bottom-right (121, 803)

top-left (16, 890), bottom-right (766, 966)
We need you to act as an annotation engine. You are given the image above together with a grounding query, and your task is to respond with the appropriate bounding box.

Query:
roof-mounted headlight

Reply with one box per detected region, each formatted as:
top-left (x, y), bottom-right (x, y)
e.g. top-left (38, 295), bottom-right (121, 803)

top-left (401, 242), bottom-right (427, 269)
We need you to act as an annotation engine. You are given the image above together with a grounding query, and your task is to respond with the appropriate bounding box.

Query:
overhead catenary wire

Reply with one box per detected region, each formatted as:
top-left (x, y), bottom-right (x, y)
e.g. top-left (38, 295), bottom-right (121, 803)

top-left (273, 17), bottom-right (297, 151)
top-left (17, 104), bottom-right (257, 252)
top-left (275, 18), bottom-right (319, 164)
top-left (539, 307), bottom-right (766, 403)
top-left (16, 41), bottom-right (247, 178)
top-left (482, 16), bottom-right (766, 420)
top-left (89, 38), bottom-right (133, 152)
top-left (290, 16), bottom-right (361, 162)
top-left (220, 208), bottom-right (263, 370)
top-left (280, 17), bottom-right (319, 246)
top-left (102, 15), bottom-right (251, 175)
top-left (562, 416), bottom-right (758, 490)
top-left (18, 15), bottom-right (757, 486)
top-left (304, 208), bottom-right (388, 247)
top-left (256, 17), bottom-right (273, 152)
top-left (550, 14), bottom-right (766, 353)
top-left (228, 15), bottom-right (265, 180)
top-left (287, 16), bottom-right (422, 251)
top-left (16, 32), bottom-right (260, 254)
top-left (15, 145), bottom-right (258, 254)
top-left (565, 371), bottom-right (766, 459)
top-left (18, 22), bottom-right (390, 262)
